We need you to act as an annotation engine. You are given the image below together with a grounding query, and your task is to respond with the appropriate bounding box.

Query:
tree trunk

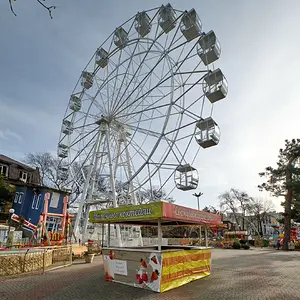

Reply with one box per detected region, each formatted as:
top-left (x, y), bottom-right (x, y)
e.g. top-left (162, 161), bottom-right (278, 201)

top-left (283, 189), bottom-right (292, 251)
top-left (242, 209), bottom-right (245, 231)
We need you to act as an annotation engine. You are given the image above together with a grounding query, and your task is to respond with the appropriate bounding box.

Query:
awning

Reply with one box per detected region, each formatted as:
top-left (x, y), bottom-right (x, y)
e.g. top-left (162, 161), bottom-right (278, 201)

top-left (89, 202), bottom-right (222, 226)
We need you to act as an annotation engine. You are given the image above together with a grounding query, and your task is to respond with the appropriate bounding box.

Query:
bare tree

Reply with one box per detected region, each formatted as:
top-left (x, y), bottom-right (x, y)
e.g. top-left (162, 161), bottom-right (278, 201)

top-left (24, 152), bottom-right (61, 189)
top-left (202, 206), bottom-right (220, 214)
top-left (9, 0), bottom-right (56, 18)
top-left (136, 187), bottom-right (174, 205)
top-left (247, 197), bottom-right (275, 235)
top-left (219, 189), bottom-right (243, 229)
top-left (231, 189), bottom-right (252, 231)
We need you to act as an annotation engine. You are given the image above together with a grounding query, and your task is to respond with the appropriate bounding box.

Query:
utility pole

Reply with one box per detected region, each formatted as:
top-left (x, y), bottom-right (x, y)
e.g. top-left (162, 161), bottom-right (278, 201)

top-left (193, 192), bottom-right (203, 210)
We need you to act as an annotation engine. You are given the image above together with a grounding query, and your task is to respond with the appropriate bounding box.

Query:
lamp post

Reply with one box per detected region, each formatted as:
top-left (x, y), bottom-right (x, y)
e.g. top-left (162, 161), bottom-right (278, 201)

top-left (193, 192), bottom-right (203, 210)
top-left (193, 192), bottom-right (203, 246)
top-left (7, 208), bottom-right (15, 247)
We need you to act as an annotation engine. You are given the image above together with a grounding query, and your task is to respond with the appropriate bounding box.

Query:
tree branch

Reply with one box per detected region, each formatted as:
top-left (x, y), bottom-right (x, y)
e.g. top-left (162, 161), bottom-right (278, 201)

top-left (37, 0), bottom-right (56, 19)
top-left (8, 0), bottom-right (17, 16)
top-left (9, 0), bottom-right (56, 19)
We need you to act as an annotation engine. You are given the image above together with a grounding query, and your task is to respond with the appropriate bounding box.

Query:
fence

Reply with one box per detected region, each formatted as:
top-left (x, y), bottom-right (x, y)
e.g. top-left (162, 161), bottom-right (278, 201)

top-left (0, 245), bottom-right (72, 277)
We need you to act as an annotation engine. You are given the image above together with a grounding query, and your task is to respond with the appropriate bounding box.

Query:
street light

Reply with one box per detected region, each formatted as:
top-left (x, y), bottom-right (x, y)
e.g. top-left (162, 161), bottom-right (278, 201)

top-left (192, 192), bottom-right (203, 247)
top-left (193, 192), bottom-right (203, 210)
top-left (7, 208), bottom-right (15, 247)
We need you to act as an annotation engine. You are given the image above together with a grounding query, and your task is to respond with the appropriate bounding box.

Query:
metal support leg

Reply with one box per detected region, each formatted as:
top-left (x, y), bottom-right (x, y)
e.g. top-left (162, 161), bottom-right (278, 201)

top-left (158, 218), bottom-right (162, 251)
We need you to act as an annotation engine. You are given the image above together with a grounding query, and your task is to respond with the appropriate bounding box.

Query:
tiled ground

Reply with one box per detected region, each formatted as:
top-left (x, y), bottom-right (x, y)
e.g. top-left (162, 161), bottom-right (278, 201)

top-left (1, 248), bottom-right (300, 300)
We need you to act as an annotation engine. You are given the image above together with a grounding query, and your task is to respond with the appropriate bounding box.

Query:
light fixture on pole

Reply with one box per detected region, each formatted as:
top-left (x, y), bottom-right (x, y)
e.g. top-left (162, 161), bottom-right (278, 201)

top-left (193, 192), bottom-right (203, 210)
top-left (7, 208), bottom-right (15, 247)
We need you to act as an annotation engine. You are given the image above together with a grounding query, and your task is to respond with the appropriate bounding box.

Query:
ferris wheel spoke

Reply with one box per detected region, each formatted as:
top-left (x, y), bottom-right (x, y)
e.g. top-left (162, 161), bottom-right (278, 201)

top-left (112, 28), bottom-right (178, 115)
top-left (110, 43), bottom-right (153, 114)
top-left (110, 42), bottom-right (141, 113)
top-left (124, 47), bottom-right (174, 101)
top-left (109, 56), bottom-right (137, 114)
top-left (127, 124), bottom-right (174, 142)
top-left (126, 110), bottom-right (180, 126)
top-left (68, 127), bottom-right (98, 149)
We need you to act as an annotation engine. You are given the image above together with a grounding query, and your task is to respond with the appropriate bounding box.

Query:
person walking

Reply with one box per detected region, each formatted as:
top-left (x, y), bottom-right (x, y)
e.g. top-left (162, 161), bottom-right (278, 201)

top-left (276, 239), bottom-right (280, 250)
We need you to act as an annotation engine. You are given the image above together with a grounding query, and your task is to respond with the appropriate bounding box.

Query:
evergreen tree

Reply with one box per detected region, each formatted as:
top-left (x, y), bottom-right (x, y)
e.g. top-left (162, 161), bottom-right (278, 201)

top-left (258, 139), bottom-right (300, 250)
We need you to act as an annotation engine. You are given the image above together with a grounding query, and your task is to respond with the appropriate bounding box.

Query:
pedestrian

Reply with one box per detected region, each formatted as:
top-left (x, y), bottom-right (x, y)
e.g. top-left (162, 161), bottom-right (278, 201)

top-left (276, 239), bottom-right (280, 250)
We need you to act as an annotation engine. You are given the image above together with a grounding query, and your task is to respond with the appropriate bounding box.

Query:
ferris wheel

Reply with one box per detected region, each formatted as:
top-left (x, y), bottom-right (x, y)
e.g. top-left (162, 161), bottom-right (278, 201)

top-left (57, 4), bottom-right (228, 237)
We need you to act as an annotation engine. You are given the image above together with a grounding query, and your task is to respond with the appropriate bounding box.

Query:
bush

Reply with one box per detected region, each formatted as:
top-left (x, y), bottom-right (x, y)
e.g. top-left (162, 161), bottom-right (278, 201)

top-left (294, 242), bottom-right (300, 250)
top-left (240, 240), bottom-right (246, 245)
top-left (233, 242), bottom-right (241, 249)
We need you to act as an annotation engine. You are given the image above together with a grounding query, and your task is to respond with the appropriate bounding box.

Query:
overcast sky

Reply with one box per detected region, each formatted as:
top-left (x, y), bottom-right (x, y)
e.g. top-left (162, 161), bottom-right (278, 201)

top-left (1, 0), bottom-right (300, 211)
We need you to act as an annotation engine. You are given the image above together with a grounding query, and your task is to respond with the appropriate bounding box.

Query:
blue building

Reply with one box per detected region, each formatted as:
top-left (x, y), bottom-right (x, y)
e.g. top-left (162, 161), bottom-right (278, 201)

top-left (12, 184), bottom-right (70, 232)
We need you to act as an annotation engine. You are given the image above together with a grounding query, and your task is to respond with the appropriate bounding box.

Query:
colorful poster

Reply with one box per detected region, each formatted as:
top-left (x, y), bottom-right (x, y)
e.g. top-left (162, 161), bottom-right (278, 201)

top-left (134, 252), bottom-right (162, 292)
top-left (102, 250), bottom-right (162, 292)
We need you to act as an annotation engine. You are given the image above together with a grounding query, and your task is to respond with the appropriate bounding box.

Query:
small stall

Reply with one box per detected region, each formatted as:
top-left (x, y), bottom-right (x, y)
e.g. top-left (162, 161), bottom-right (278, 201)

top-left (89, 202), bottom-right (221, 292)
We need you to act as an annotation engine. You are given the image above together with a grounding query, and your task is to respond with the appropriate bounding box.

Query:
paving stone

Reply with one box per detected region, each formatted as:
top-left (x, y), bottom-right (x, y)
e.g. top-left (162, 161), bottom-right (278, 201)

top-left (1, 249), bottom-right (300, 300)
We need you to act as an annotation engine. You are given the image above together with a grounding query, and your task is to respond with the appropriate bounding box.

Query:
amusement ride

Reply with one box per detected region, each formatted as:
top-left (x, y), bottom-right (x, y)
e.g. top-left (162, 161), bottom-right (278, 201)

top-left (56, 4), bottom-right (228, 242)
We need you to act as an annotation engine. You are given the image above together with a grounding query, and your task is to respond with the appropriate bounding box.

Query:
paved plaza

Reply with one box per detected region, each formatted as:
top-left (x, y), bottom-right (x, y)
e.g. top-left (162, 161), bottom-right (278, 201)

top-left (1, 248), bottom-right (300, 300)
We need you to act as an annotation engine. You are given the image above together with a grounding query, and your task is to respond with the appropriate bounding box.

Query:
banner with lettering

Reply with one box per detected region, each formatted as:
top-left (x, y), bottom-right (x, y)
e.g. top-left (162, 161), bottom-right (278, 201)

top-left (162, 203), bottom-right (222, 225)
top-left (89, 202), bottom-right (163, 223)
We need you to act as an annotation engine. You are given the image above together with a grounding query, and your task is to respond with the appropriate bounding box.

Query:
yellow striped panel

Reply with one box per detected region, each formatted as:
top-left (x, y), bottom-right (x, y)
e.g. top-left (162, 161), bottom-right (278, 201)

top-left (162, 259), bottom-right (211, 276)
top-left (160, 249), bottom-right (211, 292)
top-left (162, 249), bottom-right (211, 258)
top-left (160, 271), bottom-right (210, 293)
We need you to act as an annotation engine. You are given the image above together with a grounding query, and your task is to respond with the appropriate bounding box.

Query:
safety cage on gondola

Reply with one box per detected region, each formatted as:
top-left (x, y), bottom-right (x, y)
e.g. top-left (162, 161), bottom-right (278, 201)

top-left (195, 117), bottom-right (220, 149)
top-left (57, 143), bottom-right (68, 159)
top-left (69, 94), bottom-right (81, 112)
top-left (135, 12), bottom-right (152, 37)
top-left (198, 30), bottom-right (221, 66)
top-left (180, 9), bottom-right (202, 41)
top-left (114, 27), bottom-right (129, 49)
top-left (61, 119), bottom-right (73, 135)
top-left (57, 164), bottom-right (69, 181)
top-left (81, 71), bottom-right (93, 90)
top-left (203, 68), bottom-right (228, 103)
top-left (95, 48), bottom-right (109, 68)
top-left (158, 4), bottom-right (177, 34)
top-left (175, 164), bottom-right (199, 191)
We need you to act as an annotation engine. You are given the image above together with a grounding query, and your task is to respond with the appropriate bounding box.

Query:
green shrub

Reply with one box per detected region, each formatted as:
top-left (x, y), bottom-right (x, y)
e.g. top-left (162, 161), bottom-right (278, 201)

top-left (242, 244), bottom-right (250, 250)
top-left (233, 242), bottom-right (241, 249)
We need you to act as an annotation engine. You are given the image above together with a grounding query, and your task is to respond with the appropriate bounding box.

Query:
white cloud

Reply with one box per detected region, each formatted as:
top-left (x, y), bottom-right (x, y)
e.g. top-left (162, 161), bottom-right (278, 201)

top-left (0, 128), bottom-right (22, 142)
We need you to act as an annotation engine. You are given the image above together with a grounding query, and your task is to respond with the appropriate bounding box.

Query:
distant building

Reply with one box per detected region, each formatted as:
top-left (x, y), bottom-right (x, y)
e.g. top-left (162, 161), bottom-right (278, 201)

top-left (12, 184), bottom-right (69, 232)
top-left (222, 211), bottom-right (281, 238)
top-left (0, 154), bottom-right (41, 185)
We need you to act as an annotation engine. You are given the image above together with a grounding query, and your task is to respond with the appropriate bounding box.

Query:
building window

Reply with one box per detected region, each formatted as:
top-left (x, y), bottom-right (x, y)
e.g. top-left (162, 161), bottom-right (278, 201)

top-left (14, 192), bottom-right (19, 203)
top-left (0, 164), bottom-right (8, 177)
top-left (27, 173), bottom-right (32, 183)
top-left (32, 194), bottom-right (37, 209)
top-left (19, 171), bottom-right (28, 183)
top-left (35, 194), bottom-right (42, 210)
top-left (18, 192), bottom-right (24, 204)
top-left (50, 192), bottom-right (59, 208)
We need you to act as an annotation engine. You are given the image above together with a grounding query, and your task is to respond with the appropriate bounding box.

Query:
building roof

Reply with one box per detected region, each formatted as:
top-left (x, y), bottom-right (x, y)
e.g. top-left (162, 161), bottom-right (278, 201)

top-left (0, 154), bottom-right (36, 171)
top-left (14, 182), bottom-right (71, 194)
